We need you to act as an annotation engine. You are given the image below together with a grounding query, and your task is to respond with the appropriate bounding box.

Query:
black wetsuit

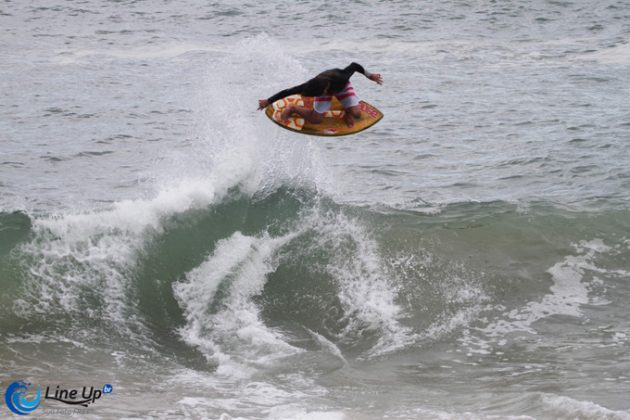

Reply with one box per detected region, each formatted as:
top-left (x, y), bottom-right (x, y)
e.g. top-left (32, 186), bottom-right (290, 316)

top-left (266, 62), bottom-right (368, 104)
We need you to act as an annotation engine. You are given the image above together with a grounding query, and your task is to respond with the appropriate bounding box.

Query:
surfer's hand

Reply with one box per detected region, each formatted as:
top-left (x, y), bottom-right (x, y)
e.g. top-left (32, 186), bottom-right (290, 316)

top-left (258, 99), bottom-right (269, 110)
top-left (369, 73), bottom-right (383, 85)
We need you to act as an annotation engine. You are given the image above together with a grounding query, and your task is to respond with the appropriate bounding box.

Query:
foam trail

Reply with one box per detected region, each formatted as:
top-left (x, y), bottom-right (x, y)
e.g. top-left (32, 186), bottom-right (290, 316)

top-left (540, 394), bottom-right (630, 420)
top-left (168, 367), bottom-right (328, 419)
top-left (311, 211), bottom-right (416, 356)
top-left (498, 239), bottom-right (609, 333)
top-left (174, 230), bottom-right (302, 378)
top-left (306, 328), bottom-right (348, 366)
top-left (461, 239), bottom-right (619, 355)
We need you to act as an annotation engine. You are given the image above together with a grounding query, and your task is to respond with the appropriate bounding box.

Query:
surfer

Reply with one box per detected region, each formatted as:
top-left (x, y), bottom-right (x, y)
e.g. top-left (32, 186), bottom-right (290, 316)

top-left (257, 62), bottom-right (383, 128)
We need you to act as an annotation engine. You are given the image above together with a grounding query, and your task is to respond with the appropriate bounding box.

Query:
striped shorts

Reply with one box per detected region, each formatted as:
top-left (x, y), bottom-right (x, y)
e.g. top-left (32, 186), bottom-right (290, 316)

top-left (313, 82), bottom-right (360, 113)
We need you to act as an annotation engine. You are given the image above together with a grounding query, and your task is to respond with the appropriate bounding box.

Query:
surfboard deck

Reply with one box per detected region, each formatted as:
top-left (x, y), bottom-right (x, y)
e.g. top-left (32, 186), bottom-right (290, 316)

top-left (265, 95), bottom-right (383, 137)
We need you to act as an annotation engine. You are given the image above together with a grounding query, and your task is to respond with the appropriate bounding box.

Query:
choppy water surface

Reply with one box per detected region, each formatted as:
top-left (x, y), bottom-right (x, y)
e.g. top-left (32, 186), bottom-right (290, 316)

top-left (1, 1), bottom-right (630, 419)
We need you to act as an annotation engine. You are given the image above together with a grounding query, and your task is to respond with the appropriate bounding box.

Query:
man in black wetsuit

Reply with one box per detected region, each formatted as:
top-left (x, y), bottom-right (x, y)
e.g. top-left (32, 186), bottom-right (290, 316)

top-left (258, 62), bottom-right (383, 128)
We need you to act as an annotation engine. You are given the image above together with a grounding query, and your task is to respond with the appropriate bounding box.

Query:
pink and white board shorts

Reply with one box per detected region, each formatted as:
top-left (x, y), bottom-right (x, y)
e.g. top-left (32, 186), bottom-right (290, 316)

top-left (313, 82), bottom-right (360, 113)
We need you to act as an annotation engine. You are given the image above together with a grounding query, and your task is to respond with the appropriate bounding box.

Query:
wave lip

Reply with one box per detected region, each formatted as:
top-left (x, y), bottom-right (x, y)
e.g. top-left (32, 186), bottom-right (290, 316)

top-left (11, 175), bottom-right (243, 348)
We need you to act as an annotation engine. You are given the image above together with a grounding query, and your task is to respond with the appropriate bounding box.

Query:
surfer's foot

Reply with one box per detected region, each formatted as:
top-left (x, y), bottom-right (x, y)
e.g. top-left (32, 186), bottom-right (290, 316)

top-left (344, 106), bottom-right (361, 127)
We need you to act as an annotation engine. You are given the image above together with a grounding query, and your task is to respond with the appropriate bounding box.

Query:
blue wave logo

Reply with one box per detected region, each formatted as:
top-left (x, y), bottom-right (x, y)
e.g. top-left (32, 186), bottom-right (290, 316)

top-left (5, 381), bottom-right (41, 416)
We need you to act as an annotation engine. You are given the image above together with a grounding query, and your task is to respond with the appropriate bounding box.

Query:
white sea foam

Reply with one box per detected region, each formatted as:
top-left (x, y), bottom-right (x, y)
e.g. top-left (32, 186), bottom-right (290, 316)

top-left (540, 394), bottom-right (630, 420)
top-left (388, 406), bottom-right (534, 419)
top-left (306, 328), bottom-right (348, 366)
top-left (267, 408), bottom-right (347, 420)
top-left (461, 239), bottom-right (619, 355)
top-left (173, 231), bottom-right (303, 377)
top-left (16, 174), bottom-right (242, 327)
top-left (312, 211), bottom-right (416, 357)
top-left (167, 368), bottom-right (329, 419)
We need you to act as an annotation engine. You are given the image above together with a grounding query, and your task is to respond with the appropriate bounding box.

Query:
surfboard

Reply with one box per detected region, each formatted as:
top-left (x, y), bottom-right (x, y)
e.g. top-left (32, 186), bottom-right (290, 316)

top-left (265, 94), bottom-right (383, 137)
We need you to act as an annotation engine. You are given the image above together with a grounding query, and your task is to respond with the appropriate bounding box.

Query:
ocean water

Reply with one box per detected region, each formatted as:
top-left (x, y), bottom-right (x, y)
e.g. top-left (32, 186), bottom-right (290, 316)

top-left (1, 0), bottom-right (630, 419)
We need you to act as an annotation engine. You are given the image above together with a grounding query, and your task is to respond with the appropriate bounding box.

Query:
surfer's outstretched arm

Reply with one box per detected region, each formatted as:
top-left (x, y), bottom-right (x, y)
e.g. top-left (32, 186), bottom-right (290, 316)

top-left (342, 62), bottom-right (383, 85)
top-left (258, 77), bottom-right (330, 110)
top-left (368, 72), bottom-right (383, 84)
top-left (258, 83), bottom-right (306, 110)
